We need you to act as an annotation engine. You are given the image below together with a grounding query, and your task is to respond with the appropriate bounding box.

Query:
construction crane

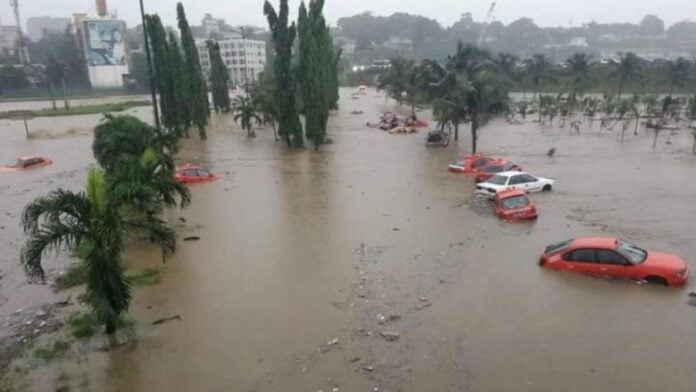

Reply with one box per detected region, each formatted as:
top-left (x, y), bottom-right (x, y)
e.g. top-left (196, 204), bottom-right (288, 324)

top-left (476, 1), bottom-right (497, 48)
top-left (9, 0), bottom-right (31, 64)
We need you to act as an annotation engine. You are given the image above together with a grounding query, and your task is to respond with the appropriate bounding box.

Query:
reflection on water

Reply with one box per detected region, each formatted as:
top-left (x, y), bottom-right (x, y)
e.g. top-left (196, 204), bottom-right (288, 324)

top-left (1, 89), bottom-right (695, 391)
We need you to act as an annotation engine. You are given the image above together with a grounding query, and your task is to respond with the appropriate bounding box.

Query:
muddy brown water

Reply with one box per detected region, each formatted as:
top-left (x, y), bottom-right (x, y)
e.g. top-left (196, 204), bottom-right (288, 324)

top-left (1, 90), bottom-right (695, 391)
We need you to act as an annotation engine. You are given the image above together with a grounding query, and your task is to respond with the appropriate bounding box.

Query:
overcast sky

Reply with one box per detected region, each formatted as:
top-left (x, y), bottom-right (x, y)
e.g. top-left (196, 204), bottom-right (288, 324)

top-left (1, 0), bottom-right (693, 30)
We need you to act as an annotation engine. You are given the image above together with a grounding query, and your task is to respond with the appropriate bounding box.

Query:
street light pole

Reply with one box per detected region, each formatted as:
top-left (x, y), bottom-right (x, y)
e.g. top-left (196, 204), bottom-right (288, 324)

top-left (240, 27), bottom-right (249, 98)
top-left (139, 0), bottom-right (161, 129)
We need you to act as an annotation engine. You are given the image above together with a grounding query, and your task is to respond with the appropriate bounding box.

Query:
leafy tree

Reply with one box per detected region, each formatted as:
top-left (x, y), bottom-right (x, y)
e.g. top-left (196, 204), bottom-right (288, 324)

top-left (21, 169), bottom-right (176, 335)
top-left (232, 96), bottom-right (262, 138)
top-left (253, 71), bottom-right (279, 140)
top-left (128, 52), bottom-right (150, 91)
top-left (524, 54), bottom-right (556, 98)
top-left (145, 15), bottom-right (180, 134)
top-left (168, 32), bottom-right (188, 137)
top-left (565, 53), bottom-right (593, 107)
top-left (609, 52), bottom-right (643, 98)
top-left (377, 56), bottom-right (414, 105)
top-left (28, 27), bottom-right (88, 87)
top-left (0, 65), bottom-right (29, 92)
top-left (433, 43), bottom-right (509, 153)
top-left (265, 0), bottom-right (304, 147)
top-left (207, 40), bottom-right (231, 113)
top-left (177, 2), bottom-right (210, 139)
top-left (664, 57), bottom-right (692, 98)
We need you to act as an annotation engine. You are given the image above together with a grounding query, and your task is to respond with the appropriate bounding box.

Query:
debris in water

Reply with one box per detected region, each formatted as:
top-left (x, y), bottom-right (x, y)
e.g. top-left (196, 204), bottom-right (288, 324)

top-left (152, 314), bottom-right (181, 325)
top-left (327, 338), bottom-right (339, 345)
top-left (379, 331), bottom-right (400, 342)
top-left (348, 357), bottom-right (361, 363)
top-left (183, 236), bottom-right (200, 241)
top-left (392, 227), bottom-right (400, 231)
top-left (178, 217), bottom-right (187, 222)
top-left (419, 297), bottom-right (428, 302)
top-left (362, 365), bottom-right (374, 372)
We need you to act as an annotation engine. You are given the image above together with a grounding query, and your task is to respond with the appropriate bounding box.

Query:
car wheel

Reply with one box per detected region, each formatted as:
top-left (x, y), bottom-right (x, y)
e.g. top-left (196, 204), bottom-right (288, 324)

top-left (542, 184), bottom-right (552, 192)
top-left (645, 276), bottom-right (668, 286)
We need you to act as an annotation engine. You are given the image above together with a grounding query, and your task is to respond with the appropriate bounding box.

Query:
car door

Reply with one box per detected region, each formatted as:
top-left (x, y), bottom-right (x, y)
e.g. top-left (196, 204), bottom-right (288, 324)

top-left (196, 169), bottom-right (212, 180)
top-left (517, 174), bottom-right (540, 192)
top-left (596, 249), bottom-right (636, 280)
top-left (561, 248), bottom-right (601, 276)
top-left (507, 174), bottom-right (523, 190)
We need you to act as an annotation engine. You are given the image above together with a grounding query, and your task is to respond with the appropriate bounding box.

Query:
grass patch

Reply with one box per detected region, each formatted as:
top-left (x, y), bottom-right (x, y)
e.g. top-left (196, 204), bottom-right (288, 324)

top-left (56, 263), bottom-right (87, 290)
top-left (68, 312), bottom-right (96, 339)
top-left (126, 267), bottom-right (161, 287)
top-left (0, 100), bottom-right (150, 119)
top-left (33, 340), bottom-right (70, 363)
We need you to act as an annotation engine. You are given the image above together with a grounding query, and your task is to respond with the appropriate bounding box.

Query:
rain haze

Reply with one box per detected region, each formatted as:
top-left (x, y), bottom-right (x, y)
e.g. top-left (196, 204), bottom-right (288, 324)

top-left (1, 0), bottom-right (694, 28)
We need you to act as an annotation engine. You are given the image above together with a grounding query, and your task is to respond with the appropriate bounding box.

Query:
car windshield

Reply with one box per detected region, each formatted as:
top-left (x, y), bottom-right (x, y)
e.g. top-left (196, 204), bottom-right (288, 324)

top-left (485, 165), bottom-right (503, 173)
top-left (501, 195), bottom-right (529, 210)
top-left (487, 175), bottom-right (507, 185)
top-left (5, 159), bottom-right (23, 168)
top-left (616, 239), bottom-right (647, 264)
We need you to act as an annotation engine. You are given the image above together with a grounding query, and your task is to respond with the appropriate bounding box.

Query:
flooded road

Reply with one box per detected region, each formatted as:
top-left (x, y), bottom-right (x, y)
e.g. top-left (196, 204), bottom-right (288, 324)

top-left (1, 90), bottom-right (695, 391)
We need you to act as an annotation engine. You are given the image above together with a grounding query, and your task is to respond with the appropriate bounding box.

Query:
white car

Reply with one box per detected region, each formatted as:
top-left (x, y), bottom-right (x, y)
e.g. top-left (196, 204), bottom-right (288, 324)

top-left (475, 171), bottom-right (555, 197)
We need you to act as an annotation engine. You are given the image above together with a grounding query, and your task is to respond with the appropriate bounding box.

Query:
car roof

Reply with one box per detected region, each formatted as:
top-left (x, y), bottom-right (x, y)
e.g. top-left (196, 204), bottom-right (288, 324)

top-left (494, 171), bottom-right (529, 177)
top-left (497, 188), bottom-right (527, 198)
top-left (571, 237), bottom-right (618, 249)
top-left (483, 159), bottom-right (509, 166)
top-left (18, 156), bottom-right (44, 160)
top-left (178, 165), bottom-right (205, 171)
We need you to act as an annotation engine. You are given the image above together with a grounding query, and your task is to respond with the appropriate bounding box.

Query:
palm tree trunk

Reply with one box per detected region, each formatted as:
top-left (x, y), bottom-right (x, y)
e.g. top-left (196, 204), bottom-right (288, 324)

top-left (617, 77), bottom-right (624, 99)
top-left (272, 121), bottom-right (278, 141)
top-left (471, 117), bottom-right (479, 154)
top-left (454, 121), bottom-right (459, 141)
top-left (633, 115), bottom-right (640, 135)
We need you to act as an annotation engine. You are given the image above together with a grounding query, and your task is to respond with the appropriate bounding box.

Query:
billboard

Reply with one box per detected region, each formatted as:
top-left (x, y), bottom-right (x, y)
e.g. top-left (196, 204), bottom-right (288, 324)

top-left (83, 20), bottom-right (126, 66)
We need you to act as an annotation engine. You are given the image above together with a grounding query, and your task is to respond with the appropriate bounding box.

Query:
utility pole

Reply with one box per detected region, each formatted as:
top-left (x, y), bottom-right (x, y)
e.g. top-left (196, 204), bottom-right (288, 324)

top-left (139, 0), bottom-right (161, 129)
top-left (240, 27), bottom-right (249, 98)
top-left (9, 0), bottom-right (31, 65)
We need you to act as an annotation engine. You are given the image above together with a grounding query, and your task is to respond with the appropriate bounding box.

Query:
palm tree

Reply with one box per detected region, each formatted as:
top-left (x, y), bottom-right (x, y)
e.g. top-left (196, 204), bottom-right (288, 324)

top-left (609, 52), bottom-right (643, 98)
top-left (524, 54), bottom-right (556, 99)
top-left (21, 169), bottom-right (176, 335)
top-left (433, 43), bottom-right (509, 153)
top-left (494, 52), bottom-right (519, 81)
top-left (664, 57), bottom-right (692, 98)
top-left (687, 95), bottom-right (696, 154)
top-left (232, 96), bottom-right (262, 138)
top-left (377, 56), bottom-right (414, 106)
top-left (630, 94), bottom-right (642, 136)
top-left (253, 71), bottom-right (279, 140)
top-left (565, 53), bottom-right (592, 107)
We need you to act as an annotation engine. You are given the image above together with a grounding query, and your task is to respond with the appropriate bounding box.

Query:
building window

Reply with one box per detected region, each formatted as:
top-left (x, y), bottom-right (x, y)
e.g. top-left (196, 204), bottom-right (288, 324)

top-left (232, 60), bottom-right (237, 65)
top-left (225, 60), bottom-right (231, 65)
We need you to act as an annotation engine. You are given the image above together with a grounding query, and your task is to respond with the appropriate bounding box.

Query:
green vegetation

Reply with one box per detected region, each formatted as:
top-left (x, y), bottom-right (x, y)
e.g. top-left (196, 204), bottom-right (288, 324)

top-left (232, 96), bottom-right (262, 138)
top-left (56, 263), bottom-right (87, 290)
top-left (264, 0), bottom-right (304, 147)
top-left (207, 41), bottom-right (231, 113)
top-left (0, 101), bottom-right (150, 120)
top-left (126, 268), bottom-right (162, 287)
top-left (33, 340), bottom-right (70, 362)
top-left (68, 312), bottom-right (97, 339)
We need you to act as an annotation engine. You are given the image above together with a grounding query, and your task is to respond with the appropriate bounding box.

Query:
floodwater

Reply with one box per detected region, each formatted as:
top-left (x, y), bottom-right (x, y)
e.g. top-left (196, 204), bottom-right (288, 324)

top-left (1, 89), bottom-right (695, 391)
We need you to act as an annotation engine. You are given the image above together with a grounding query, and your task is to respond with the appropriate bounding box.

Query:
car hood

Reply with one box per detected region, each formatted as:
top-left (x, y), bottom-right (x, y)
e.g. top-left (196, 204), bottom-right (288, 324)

top-left (643, 251), bottom-right (687, 270)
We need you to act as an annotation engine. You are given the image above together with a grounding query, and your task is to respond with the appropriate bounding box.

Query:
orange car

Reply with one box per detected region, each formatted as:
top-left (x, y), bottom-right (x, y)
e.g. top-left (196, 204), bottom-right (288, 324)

top-left (448, 154), bottom-right (494, 173)
top-left (1, 156), bottom-right (53, 172)
top-left (492, 189), bottom-right (537, 221)
top-left (174, 165), bottom-right (219, 184)
top-left (539, 237), bottom-right (689, 286)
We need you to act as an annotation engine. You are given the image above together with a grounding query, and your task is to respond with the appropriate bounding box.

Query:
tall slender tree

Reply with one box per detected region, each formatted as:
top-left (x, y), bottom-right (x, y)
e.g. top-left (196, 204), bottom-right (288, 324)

top-left (207, 40), bottom-right (231, 113)
top-left (145, 15), bottom-right (180, 134)
top-left (168, 32), bottom-right (188, 137)
top-left (609, 52), bottom-right (643, 98)
top-left (177, 3), bottom-right (210, 139)
top-left (264, 0), bottom-right (304, 147)
top-left (664, 57), bottom-right (692, 98)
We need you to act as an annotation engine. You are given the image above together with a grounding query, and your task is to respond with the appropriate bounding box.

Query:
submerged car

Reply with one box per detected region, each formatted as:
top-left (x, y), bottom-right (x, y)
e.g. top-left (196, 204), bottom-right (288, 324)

top-left (493, 189), bottom-right (537, 220)
top-left (0, 156), bottom-right (53, 172)
top-left (174, 165), bottom-right (219, 184)
top-left (475, 171), bottom-right (555, 197)
top-left (474, 160), bottom-right (521, 182)
top-left (539, 237), bottom-right (689, 286)
top-left (448, 154), bottom-right (493, 173)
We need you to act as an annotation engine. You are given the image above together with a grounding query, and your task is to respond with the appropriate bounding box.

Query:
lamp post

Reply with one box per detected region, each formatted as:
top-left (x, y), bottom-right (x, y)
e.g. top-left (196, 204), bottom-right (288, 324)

top-left (240, 27), bottom-right (249, 98)
top-left (139, 0), bottom-right (161, 129)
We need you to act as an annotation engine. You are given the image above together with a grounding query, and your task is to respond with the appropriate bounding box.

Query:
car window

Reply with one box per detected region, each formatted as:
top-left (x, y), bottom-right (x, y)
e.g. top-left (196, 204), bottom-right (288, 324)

top-left (487, 175), bottom-right (508, 185)
top-left (486, 165), bottom-right (503, 173)
top-left (597, 250), bottom-right (627, 265)
top-left (616, 239), bottom-right (648, 264)
top-left (519, 174), bottom-right (537, 183)
top-left (501, 195), bottom-right (529, 210)
top-left (196, 169), bottom-right (211, 177)
top-left (508, 175), bottom-right (523, 185)
top-left (6, 159), bottom-right (23, 168)
top-left (473, 159), bottom-right (488, 168)
top-left (183, 169), bottom-right (197, 176)
top-left (25, 158), bottom-right (42, 167)
top-left (563, 248), bottom-right (597, 263)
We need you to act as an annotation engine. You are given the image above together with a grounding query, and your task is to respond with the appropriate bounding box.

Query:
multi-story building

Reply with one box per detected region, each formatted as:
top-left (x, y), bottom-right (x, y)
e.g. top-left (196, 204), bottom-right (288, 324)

top-left (0, 25), bottom-right (19, 57)
top-left (197, 34), bottom-right (266, 87)
top-left (26, 16), bottom-right (71, 41)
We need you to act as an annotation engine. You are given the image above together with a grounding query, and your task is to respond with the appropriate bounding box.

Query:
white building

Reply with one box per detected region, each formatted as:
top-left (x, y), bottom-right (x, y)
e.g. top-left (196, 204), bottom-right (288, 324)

top-left (197, 35), bottom-right (266, 87)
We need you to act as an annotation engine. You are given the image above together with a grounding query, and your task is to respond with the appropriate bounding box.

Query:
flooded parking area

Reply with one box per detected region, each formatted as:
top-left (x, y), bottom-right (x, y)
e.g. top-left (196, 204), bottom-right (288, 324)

top-left (1, 90), bottom-right (695, 391)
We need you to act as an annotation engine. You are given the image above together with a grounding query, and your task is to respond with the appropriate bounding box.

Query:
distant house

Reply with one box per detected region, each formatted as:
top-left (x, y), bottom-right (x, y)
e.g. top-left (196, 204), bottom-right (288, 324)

top-left (383, 38), bottom-right (413, 52)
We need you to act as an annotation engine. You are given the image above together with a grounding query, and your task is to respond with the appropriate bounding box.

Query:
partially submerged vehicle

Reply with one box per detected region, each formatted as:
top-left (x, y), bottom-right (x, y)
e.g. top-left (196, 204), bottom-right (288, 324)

top-left (425, 129), bottom-right (450, 147)
top-left (448, 154), bottom-right (494, 173)
top-left (475, 171), bottom-right (555, 197)
top-left (474, 160), bottom-right (522, 182)
top-left (174, 165), bottom-right (219, 184)
top-left (493, 189), bottom-right (538, 220)
top-left (0, 156), bottom-right (53, 172)
top-left (539, 237), bottom-right (689, 286)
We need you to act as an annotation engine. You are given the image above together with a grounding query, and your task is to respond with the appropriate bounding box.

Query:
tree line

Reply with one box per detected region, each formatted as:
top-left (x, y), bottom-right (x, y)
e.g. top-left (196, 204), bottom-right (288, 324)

top-left (377, 46), bottom-right (696, 154)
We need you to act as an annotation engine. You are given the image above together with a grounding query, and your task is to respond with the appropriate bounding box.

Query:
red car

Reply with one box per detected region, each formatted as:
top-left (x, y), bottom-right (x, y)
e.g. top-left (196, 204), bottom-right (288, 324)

top-left (448, 154), bottom-right (494, 173)
top-left (174, 165), bottom-right (219, 184)
top-left (474, 160), bottom-right (521, 183)
top-left (492, 189), bottom-right (537, 220)
top-left (0, 156), bottom-right (53, 172)
top-left (539, 237), bottom-right (689, 286)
